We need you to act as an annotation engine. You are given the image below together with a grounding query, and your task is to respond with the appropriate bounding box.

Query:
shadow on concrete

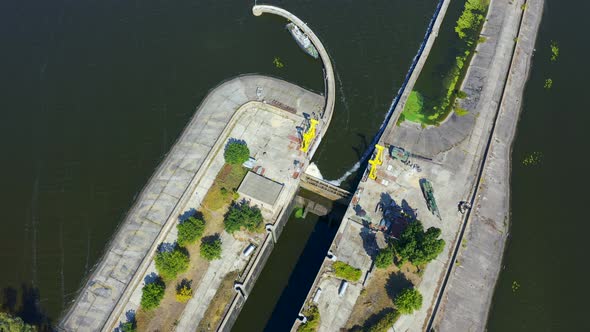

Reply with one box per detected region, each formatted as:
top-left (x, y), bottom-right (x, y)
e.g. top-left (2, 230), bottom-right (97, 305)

top-left (385, 271), bottom-right (413, 301)
top-left (401, 199), bottom-right (417, 221)
top-left (378, 193), bottom-right (413, 238)
top-left (359, 220), bottom-right (378, 259)
top-left (157, 242), bottom-right (176, 253)
top-left (144, 272), bottom-right (159, 284)
top-left (349, 307), bottom-right (396, 332)
top-left (0, 283), bottom-right (52, 331)
top-left (178, 208), bottom-right (203, 222)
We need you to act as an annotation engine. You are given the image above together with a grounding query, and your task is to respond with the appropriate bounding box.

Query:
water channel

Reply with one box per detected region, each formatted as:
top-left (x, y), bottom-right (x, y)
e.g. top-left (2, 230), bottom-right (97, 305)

top-left (487, 0), bottom-right (590, 330)
top-left (0, 0), bottom-right (435, 324)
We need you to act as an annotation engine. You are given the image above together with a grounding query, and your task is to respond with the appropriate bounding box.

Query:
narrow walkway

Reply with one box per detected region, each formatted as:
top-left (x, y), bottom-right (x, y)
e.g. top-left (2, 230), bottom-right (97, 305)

top-left (252, 5), bottom-right (335, 157)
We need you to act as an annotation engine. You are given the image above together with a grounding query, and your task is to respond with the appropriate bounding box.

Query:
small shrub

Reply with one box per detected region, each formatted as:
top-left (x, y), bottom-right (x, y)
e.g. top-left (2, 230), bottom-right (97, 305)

top-left (394, 288), bottom-right (423, 315)
top-left (224, 202), bottom-right (264, 234)
top-left (176, 280), bottom-right (193, 303)
top-left (333, 261), bottom-right (362, 282)
top-left (455, 107), bottom-right (469, 116)
top-left (456, 90), bottom-right (468, 99)
top-left (155, 246), bottom-right (190, 280)
top-left (294, 207), bottom-right (305, 219)
top-left (298, 305), bottom-right (320, 332)
top-left (365, 311), bottom-right (400, 332)
top-left (177, 216), bottom-right (205, 247)
top-left (140, 278), bottom-right (165, 310)
top-left (224, 140), bottom-right (250, 165)
top-left (477, 36), bottom-right (487, 44)
top-left (200, 235), bottom-right (223, 261)
top-left (375, 247), bottom-right (394, 269)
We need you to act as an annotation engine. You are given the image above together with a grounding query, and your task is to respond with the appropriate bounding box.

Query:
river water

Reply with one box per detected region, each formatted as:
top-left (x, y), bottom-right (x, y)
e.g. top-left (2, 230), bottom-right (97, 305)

top-left (487, 0), bottom-right (590, 330)
top-left (2, 0), bottom-right (581, 330)
top-left (0, 0), bottom-right (434, 323)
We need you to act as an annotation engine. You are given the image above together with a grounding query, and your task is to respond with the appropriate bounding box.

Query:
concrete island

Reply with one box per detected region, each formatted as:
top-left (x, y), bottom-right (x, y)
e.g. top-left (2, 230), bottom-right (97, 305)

top-left (57, 0), bottom-right (544, 331)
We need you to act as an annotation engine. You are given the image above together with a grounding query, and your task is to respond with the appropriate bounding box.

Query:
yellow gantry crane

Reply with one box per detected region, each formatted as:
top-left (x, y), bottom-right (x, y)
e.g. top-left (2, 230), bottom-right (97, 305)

top-left (300, 119), bottom-right (319, 153)
top-left (368, 144), bottom-right (385, 180)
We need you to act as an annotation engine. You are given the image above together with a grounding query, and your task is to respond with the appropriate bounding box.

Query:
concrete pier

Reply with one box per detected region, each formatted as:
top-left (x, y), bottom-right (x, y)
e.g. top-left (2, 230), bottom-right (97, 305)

top-left (58, 75), bottom-right (324, 331)
top-left (252, 5), bottom-right (335, 157)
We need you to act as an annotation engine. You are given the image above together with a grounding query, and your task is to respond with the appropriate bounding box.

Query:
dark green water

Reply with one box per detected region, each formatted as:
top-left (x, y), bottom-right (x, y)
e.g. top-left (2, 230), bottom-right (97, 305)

top-left (0, 0), bottom-right (435, 324)
top-left (487, 0), bottom-right (590, 330)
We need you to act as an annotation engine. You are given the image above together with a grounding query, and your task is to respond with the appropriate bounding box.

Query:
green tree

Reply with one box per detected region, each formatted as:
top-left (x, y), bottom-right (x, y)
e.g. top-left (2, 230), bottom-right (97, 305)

top-left (394, 221), bottom-right (445, 266)
top-left (332, 261), bottom-right (362, 282)
top-left (155, 246), bottom-right (190, 280)
top-left (120, 320), bottom-right (137, 332)
top-left (177, 216), bottom-right (205, 247)
top-left (365, 311), bottom-right (400, 332)
top-left (375, 246), bottom-right (394, 269)
top-left (200, 235), bottom-right (223, 261)
top-left (140, 278), bottom-right (165, 311)
top-left (0, 312), bottom-right (35, 332)
top-left (298, 305), bottom-right (320, 332)
top-left (224, 140), bottom-right (250, 165)
top-left (224, 202), bottom-right (263, 234)
top-left (394, 288), bottom-right (423, 315)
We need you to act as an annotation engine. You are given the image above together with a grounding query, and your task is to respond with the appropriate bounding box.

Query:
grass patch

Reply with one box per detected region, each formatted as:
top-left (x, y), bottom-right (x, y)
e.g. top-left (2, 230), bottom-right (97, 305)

top-left (401, 91), bottom-right (425, 124)
top-left (298, 305), bottom-right (320, 332)
top-left (196, 271), bottom-right (240, 331)
top-left (202, 164), bottom-right (247, 211)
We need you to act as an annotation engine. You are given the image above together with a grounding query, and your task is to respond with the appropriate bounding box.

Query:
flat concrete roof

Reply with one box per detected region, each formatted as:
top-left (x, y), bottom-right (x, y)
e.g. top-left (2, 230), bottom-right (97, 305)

top-left (238, 171), bottom-right (284, 206)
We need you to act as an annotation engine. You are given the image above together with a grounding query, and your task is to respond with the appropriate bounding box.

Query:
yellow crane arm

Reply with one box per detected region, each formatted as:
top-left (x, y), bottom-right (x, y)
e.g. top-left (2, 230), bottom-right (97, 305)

top-left (300, 119), bottom-right (319, 152)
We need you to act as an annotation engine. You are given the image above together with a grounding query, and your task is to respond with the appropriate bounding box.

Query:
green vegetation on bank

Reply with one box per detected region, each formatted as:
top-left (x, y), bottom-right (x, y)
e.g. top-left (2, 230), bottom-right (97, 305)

top-left (200, 235), bottom-right (223, 261)
top-left (177, 216), bottom-right (205, 247)
top-left (333, 261), bottom-right (362, 282)
top-left (0, 312), bottom-right (36, 332)
top-left (224, 202), bottom-right (264, 234)
top-left (294, 207), bottom-right (305, 219)
top-left (298, 305), bottom-right (320, 332)
top-left (224, 140), bottom-right (250, 165)
top-left (141, 278), bottom-right (166, 310)
top-left (364, 311), bottom-right (400, 332)
top-left (155, 246), bottom-right (190, 281)
top-left (394, 288), bottom-right (423, 314)
top-left (400, 0), bottom-right (489, 126)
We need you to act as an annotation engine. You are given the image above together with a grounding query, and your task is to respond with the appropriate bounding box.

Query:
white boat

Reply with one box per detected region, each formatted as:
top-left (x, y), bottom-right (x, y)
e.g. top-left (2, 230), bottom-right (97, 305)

top-left (286, 23), bottom-right (319, 59)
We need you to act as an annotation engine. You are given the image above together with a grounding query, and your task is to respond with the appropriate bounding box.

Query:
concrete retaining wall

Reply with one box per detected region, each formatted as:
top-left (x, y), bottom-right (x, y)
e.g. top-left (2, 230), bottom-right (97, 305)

top-left (430, 1), bottom-right (544, 330)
